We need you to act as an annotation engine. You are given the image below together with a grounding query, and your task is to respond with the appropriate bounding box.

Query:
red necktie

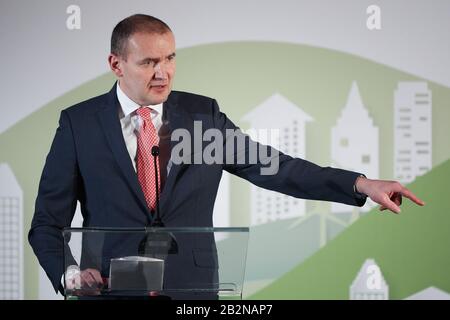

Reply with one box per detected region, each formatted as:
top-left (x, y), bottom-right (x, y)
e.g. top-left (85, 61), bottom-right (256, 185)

top-left (136, 107), bottom-right (160, 212)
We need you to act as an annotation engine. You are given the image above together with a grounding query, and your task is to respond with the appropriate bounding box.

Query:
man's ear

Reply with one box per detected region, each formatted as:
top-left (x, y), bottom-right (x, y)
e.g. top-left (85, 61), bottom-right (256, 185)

top-left (108, 54), bottom-right (123, 77)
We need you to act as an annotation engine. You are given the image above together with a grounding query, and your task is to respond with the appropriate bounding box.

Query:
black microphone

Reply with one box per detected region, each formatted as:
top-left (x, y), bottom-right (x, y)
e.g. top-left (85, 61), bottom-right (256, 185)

top-left (150, 145), bottom-right (163, 227)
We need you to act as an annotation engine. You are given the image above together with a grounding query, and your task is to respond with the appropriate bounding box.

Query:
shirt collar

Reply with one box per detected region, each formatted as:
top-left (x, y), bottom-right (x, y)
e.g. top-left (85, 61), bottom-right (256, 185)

top-left (116, 81), bottom-right (163, 118)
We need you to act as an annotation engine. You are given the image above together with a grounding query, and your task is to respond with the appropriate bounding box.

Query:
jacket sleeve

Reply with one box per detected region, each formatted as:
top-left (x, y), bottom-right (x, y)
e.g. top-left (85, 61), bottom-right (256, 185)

top-left (28, 110), bottom-right (80, 294)
top-left (212, 99), bottom-right (367, 207)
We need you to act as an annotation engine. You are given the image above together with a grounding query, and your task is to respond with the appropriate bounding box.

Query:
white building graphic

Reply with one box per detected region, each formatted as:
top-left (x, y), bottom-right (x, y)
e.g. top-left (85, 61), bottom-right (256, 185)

top-left (350, 259), bottom-right (389, 300)
top-left (241, 93), bottom-right (313, 225)
top-left (405, 286), bottom-right (450, 300)
top-left (0, 163), bottom-right (23, 300)
top-left (394, 82), bottom-right (432, 184)
top-left (213, 172), bottom-right (231, 241)
top-left (331, 81), bottom-right (379, 213)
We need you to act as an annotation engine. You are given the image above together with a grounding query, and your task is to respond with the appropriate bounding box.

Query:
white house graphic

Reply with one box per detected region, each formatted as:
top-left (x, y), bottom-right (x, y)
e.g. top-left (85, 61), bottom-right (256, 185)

top-left (350, 259), bottom-right (389, 300)
top-left (394, 82), bottom-right (432, 184)
top-left (405, 286), bottom-right (450, 300)
top-left (0, 163), bottom-right (23, 300)
top-left (241, 93), bottom-right (313, 225)
top-left (331, 81), bottom-right (379, 213)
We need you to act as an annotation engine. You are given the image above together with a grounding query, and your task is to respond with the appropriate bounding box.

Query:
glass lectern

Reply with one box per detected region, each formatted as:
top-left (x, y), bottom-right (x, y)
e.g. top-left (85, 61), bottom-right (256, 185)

top-left (62, 227), bottom-right (249, 300)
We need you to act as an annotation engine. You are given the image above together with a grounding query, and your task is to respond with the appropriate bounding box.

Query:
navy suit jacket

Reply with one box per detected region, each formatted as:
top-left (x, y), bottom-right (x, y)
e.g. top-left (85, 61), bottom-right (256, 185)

top-left (29, 84), bottom-right (366, 295)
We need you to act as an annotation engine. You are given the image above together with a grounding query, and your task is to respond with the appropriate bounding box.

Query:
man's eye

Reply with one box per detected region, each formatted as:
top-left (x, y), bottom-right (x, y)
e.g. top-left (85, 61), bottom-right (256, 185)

top-left (142, 60), bottom-right (154, 66)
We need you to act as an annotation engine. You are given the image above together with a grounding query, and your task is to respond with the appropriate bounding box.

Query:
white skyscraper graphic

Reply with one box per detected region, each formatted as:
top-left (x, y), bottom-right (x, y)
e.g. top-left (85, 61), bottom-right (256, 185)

top-left (331, 81), bottom-right (379, 213)
top-left (0, 163), bottom-right (23, 299)
top-left (39, 202), bottom-right (84, 299)
top-left (241, 93), bottom-right (313, 225)
top-left (212, 172), bottom-right (231, 241)
top-left (213, 173), bottom-right (230, 227)
top-left (394, 82), bottom-right (432, 184)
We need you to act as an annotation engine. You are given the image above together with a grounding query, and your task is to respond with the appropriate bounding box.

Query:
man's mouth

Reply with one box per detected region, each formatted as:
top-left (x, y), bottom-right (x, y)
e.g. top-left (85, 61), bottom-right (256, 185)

top-left (150, 84), bottom-right (167, 89)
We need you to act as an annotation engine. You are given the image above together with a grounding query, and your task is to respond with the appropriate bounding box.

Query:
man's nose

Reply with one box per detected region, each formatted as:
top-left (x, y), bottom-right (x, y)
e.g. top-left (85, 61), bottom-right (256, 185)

top-left (154, 63), bottom-right (165, 79)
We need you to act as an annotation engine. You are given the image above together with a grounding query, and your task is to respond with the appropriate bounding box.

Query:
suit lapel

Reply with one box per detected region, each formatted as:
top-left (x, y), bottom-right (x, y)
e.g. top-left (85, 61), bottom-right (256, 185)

top-left (98, 85), bottom-right (152, 220)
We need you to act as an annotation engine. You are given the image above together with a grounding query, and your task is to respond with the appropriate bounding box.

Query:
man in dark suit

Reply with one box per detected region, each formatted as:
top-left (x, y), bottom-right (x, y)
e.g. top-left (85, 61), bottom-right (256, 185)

top-left (28, 14), bottom-right (424, 299)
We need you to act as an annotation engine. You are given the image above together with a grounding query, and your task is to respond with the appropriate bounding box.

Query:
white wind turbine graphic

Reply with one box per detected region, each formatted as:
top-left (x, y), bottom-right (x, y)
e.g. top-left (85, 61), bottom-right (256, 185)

top-left (287, 200), bottom-right (356, 248)
top-left (287, 157), bottom-right (363, 250)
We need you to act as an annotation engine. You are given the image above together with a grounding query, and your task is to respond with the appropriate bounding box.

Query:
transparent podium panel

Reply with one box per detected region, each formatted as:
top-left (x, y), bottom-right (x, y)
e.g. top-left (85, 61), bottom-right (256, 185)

top-left (62, 227), bottom-right (249, 300)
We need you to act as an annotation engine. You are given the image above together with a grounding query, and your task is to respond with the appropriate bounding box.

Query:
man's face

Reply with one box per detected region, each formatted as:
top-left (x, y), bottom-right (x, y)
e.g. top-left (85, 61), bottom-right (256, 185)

top-left (110, 31), bottom-right (176, 106)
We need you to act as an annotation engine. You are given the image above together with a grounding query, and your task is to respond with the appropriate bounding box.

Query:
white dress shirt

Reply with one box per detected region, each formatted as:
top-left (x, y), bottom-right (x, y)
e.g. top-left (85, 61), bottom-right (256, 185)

top-left (116, 83), bottom-right (172, 183)
top-left (116, 83), bottom-right (164, 172)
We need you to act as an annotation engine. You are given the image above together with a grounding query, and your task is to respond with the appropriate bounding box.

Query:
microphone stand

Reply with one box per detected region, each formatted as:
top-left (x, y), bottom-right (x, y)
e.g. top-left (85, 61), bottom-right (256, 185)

top-left (151, 146), bottom-right (163, 227)
top-left (139, 145), bottom-right (178, 260)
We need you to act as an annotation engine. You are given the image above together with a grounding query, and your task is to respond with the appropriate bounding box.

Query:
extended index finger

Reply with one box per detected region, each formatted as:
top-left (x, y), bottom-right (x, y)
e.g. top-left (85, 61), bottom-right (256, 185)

top-left (401, 187), bottom-right (425, 206)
